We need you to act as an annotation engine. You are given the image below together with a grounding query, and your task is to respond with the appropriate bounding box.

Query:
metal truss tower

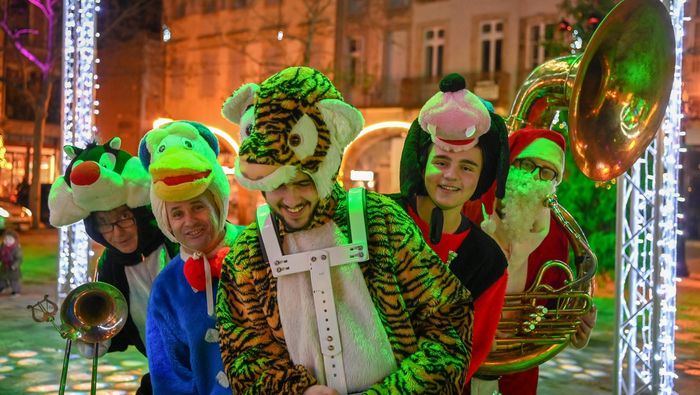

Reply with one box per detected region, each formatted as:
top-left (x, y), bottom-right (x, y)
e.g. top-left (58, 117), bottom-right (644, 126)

top-left (614, 1), bottom-right (685, 393)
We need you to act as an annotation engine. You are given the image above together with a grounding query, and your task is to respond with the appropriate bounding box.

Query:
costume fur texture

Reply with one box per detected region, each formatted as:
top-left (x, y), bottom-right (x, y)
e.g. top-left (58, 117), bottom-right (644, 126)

top-left (217, 67), bottom-right (473, 393)
top-left (222, 66), bottom-right (364, 198)
top-left (217, 187), bottom-right (473, 394)
top-left (138, 121), bottom-right (230, 242)
top-left (418, 73), bottom-right (491, 152)
top-left (48, 137), bottom-right (150, 227)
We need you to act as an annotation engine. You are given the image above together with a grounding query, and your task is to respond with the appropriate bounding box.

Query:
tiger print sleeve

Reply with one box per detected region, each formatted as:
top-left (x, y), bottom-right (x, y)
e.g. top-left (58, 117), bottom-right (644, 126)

top-left (367, 196), bottom-right (474, 394)
top-left (216, 226), bottom-right (317, 394)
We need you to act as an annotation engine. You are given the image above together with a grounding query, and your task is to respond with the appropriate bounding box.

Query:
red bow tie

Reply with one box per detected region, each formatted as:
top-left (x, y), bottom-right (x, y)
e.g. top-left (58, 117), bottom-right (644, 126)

top-left (183, 247), bottom-right (230, 291)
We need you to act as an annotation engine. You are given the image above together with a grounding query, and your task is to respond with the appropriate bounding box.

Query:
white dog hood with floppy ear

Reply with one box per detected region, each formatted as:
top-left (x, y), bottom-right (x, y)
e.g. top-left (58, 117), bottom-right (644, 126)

top-left (48, 137), bottom-right (151, 227)
top-left (222, 66), bottom-right (364, 199)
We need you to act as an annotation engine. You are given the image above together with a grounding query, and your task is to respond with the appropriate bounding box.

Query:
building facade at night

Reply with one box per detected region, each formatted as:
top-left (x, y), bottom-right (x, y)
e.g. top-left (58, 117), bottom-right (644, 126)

top-left (0, 2), bottom-right (61, 202)
top-left (159, 0), bottom-right (573, 222)
top-left (2, 0), bottom-right (698, 229)
top-left (0, 1), bottom-right (162, 210)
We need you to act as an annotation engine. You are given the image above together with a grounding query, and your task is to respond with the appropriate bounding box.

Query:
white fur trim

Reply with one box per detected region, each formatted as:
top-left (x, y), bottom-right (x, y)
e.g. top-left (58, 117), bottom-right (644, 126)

top-left (234, 156), bottom-right (298, 192)
top-left (315, 99), bottom-right (364, 198)
top-left (47, 177), bottom-right (91, 226)
top-left (311, 143), bottom-right (341, 198)
top-left (222, 83), bottom-right (259, 124)
top-left (149, 190), bottom-right (176, 242)
top-left (517, 138), bottom-right (565, 181)
top-left (317, 99), bottom-right (364, 148)
top-left (64, 145), bottom-right (79, 160)
top-left (108, 137), bottom-right (122, 150)
top-left (122, 157), bottom-right (152, 208)
top-left (289, 114), bottom-right (318, 160)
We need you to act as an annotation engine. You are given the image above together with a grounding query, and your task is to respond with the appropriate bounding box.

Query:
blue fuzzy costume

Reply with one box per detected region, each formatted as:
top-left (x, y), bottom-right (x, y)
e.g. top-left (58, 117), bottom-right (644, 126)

top-left (139, 121), bottom-right (244, 394)
top-left (147, 223), bottom-right (241, 394)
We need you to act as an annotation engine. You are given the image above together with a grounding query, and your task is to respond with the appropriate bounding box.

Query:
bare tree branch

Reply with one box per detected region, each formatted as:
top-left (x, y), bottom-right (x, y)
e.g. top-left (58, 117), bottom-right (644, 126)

top-left (0, 0), bottom-right (60, 227)
top-left (99, 0), bottom-right (152, 42)
top-left (27, 0), bottom-right (51, 17)
top-left (14, 27), bottom-right (38, 36)
top-left (0, 0), bottom-right (57, 75)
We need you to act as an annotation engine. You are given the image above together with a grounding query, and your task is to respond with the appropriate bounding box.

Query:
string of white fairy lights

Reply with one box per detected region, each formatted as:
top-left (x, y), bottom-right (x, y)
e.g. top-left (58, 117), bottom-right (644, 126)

top-left (58, 0), bottom-right (99, 299)
top-left (614, 1), bottom-right (684, 393)
top-left (58, 2), bottom-right (685, 391)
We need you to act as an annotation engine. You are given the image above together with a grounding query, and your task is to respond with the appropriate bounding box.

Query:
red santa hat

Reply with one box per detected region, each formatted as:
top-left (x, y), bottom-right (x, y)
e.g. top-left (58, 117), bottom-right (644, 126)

top-left (508, 128), bottom-right (566, 184)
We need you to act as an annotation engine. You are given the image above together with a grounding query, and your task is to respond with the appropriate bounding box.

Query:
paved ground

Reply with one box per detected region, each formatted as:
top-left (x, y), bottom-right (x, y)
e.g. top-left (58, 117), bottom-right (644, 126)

top-left (0, 283), bottom-right (145, 395)
top-left (0, 230), bottom-right (698, 394)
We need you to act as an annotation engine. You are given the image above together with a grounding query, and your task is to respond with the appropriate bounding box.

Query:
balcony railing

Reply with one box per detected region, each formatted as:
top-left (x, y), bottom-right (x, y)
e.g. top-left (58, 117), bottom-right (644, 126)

top-left (340, 71), bottom-right (512, 110)
top-left (398, 71), bottom-right (511, 109)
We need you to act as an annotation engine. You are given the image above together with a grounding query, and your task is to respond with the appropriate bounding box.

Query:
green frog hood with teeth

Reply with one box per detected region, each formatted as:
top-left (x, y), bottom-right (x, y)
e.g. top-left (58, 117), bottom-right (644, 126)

top-left (222, 66), bottom-right (364, 230)
top-left (138, 121), bottom-right (230, 242)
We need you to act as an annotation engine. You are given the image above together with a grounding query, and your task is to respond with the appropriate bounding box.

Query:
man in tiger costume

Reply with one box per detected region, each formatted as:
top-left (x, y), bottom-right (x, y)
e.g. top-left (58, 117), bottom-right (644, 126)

top-left (216, 66), bottom-right (473, 394)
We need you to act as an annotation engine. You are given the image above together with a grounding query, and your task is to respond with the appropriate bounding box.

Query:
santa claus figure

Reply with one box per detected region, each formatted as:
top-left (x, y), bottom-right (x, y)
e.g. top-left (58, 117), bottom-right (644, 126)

top-left (465, 128), bottom-right (597, 395)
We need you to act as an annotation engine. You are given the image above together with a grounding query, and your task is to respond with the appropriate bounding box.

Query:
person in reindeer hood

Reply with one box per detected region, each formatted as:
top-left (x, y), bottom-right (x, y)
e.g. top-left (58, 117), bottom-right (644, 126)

top-left (217, 66), bottom-right (472, 395)
top-left (138, 120), bottom-right (244, 395)
top-left (390, 73), bottom-right (510, 387)
top-left (464, 127), bottom-right (597, 395)
top-left (47, 137), bottom-right (177, 395)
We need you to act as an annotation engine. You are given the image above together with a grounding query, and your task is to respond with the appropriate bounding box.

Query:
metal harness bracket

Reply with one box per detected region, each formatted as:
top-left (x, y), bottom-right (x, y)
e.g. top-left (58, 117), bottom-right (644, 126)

top-left (256, 188), bottom-right (368, 394)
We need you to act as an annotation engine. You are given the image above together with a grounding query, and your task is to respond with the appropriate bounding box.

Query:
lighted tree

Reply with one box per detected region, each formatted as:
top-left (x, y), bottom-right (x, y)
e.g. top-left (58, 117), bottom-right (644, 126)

top-left (554, 0), bottom-right (620, 273)
top-left (0, 0), bottom-right (60, 228)
top-left (557, 0), bottom-right (620, 53)
top-left (0, 134), bottom-right (9, 169)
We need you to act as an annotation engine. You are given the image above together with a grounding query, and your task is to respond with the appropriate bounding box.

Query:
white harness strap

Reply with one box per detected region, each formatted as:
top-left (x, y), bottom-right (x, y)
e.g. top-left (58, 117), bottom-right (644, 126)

top-left (257, 188), bottom-right (368, 395)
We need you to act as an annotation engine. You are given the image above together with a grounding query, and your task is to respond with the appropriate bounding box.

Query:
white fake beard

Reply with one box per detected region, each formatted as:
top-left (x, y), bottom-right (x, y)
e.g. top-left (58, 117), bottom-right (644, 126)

top-left (500, 168), bottom-right (556, 241)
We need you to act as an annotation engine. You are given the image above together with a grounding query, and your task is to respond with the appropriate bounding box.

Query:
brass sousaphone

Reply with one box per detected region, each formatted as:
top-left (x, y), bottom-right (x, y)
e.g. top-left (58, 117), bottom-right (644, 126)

top-left (476, 0), bottom-right (675, 376)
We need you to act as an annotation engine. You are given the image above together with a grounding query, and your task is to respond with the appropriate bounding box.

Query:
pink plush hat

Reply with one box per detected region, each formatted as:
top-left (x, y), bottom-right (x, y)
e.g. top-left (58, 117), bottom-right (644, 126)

top-left (417, 73), bottom-right (492, 151)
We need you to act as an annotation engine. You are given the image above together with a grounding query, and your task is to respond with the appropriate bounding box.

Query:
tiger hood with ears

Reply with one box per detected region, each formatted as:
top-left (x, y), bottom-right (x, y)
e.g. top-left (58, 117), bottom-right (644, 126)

top-left (222, 66), bottom-right (364, 200)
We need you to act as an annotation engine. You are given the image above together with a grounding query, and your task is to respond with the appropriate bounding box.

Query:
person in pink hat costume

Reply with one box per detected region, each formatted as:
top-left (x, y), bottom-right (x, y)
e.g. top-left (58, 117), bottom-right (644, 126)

top-left (390, 73), bottom-right (511, 390)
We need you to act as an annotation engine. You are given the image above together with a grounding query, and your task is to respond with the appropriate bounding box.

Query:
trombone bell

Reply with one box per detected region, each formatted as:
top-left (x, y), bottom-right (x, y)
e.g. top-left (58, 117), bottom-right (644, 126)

top-left (60, 282), bottom-right (128, 343)
top-left (58, 281), bottom-right (128, 395)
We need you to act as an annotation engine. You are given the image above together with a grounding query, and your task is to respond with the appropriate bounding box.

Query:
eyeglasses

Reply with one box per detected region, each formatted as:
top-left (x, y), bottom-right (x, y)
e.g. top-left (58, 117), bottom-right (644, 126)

top-left (513, 158), bottom-right (558, 181)
top-left (97, 217), bottom-right (136, 234)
